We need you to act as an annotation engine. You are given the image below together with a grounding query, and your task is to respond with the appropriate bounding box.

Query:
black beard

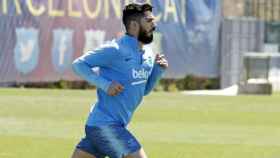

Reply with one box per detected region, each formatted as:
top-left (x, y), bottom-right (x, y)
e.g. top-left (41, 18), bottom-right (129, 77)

top-left (138, 29), bottom-right (153, 44)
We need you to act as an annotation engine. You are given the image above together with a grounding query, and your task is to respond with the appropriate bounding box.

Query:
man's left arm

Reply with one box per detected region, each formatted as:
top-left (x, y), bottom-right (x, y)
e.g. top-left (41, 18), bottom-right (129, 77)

top-left (144, 54), bottom-right (168, 95)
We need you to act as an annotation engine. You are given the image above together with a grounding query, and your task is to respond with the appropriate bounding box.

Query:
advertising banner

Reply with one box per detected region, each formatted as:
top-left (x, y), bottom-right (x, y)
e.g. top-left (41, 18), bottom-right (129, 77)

top-left (0, 0), bottom-right (221, 83)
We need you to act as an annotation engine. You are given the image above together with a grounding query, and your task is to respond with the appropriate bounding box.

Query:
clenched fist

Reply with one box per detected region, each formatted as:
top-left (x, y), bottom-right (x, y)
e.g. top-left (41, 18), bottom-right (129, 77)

top-left (107, 81), bottom-right (124, 96)
top-left (155, 54), bottom-right (168, 69)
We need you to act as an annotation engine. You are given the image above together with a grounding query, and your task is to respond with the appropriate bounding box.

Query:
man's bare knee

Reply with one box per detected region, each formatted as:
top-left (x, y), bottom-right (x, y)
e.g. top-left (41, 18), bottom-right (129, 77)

top-left (71, 148), bottom-right (97, 158)
top-left (124, 148), bottom-right (147, 158)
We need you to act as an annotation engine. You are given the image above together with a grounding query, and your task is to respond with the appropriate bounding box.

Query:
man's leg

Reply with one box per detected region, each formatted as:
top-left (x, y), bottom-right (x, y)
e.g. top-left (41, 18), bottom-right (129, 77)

top-left (73, 131), bottom-right (106, 158)
top-left (86, 125), bottom-right (144, 158)
top-left (124, 148), bottom-right (148, 158)
top-left (71, 148), bottom-right (97, 158)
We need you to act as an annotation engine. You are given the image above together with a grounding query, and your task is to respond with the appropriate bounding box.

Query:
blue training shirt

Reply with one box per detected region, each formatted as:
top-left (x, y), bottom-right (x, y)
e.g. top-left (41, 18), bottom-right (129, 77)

top-left (72, 35), bottom-right (165, 127)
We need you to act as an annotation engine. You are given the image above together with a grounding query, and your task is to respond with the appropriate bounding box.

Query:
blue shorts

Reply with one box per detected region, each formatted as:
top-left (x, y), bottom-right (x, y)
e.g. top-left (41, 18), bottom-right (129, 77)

top-left (76, 125), bottom-right (141, 158)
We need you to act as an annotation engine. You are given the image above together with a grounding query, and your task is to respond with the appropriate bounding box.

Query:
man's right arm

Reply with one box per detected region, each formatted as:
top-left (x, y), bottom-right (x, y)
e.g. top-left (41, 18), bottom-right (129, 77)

top-left (72, 46), bottom-right (118, 93)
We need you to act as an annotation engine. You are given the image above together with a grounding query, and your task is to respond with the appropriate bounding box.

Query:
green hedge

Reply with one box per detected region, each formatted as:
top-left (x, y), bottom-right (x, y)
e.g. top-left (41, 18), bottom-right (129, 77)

top-left (157, 75), bottom-right (220, 91)
top-left (11, 75), bottom-right (220, 91)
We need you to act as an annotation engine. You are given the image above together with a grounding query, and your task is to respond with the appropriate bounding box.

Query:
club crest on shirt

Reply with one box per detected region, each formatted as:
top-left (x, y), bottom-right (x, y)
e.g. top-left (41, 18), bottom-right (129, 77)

top-left (144, 56), bottom-right (153, 65)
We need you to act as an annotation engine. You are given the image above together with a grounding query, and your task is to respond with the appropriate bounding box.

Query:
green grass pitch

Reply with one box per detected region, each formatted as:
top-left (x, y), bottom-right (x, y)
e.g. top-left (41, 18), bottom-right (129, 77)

top-left (0, 88), bottom-right (280, 158)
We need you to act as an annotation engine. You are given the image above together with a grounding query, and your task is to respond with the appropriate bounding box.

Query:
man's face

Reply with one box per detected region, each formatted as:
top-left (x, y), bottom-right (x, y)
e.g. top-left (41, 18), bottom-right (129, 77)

top-left (138, 11), bottom-right (156, 44)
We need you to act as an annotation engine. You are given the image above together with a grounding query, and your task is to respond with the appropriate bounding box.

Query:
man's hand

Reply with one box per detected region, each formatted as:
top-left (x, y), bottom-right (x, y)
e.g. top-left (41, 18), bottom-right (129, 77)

top-left (107, 81), bottom-right (124, 96)
top-left (155, 54), bottom-right (168, 69)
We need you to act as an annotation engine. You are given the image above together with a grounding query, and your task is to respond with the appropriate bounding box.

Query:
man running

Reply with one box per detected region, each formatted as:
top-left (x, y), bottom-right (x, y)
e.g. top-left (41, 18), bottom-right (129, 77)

top-left (71, 3), bottom-right (168, 158)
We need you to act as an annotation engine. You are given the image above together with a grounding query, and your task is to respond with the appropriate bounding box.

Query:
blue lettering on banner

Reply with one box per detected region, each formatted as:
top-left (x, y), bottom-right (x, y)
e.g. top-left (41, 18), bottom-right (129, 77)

top-left (14, 28), bottom-right (40, 74)
top-left (51, 29), bottom-right (74, 73)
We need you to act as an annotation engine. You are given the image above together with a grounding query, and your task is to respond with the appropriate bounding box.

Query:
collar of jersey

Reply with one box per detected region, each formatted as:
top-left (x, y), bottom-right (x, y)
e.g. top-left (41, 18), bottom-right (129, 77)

top-left (123, 34), bottom-right (142, 52)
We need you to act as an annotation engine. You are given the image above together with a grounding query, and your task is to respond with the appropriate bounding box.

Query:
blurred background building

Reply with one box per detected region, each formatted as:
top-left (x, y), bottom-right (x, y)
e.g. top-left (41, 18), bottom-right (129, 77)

top-left (220, 0), bottom-right (280, 92)
top-left (223, 0), bottom-right (280, 44)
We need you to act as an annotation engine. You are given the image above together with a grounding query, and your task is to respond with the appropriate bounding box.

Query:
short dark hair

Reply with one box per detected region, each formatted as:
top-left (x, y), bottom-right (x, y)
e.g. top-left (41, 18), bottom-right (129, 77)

top-left (122, 3), bottom-right (153, 30)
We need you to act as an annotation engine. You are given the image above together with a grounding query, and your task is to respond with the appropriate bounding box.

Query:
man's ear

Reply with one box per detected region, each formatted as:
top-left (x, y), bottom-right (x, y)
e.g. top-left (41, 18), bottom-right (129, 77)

top-left (130, 21), bottom-right (140, 32)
